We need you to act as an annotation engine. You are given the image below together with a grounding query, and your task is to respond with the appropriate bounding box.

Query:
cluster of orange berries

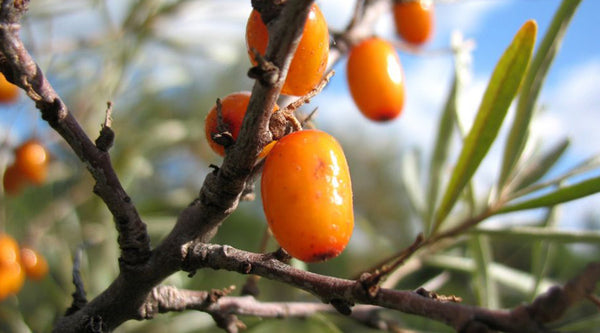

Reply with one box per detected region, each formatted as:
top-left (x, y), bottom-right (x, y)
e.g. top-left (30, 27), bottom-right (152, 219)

top-left (3, 140), bottom-right (49, 196)
top-left (203, 2), bottom-right (434, 262)
top-left (348, 0), bottom-right (434, 122)
top-left (0, 234), bottom-right (48, 301)
top-left (0, 71), bottom-right (49, 196)
top-left (204, 4), bottom-right (352, 263)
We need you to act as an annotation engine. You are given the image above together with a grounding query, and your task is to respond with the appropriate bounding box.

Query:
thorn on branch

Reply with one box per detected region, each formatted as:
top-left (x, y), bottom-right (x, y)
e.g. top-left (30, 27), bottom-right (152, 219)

top-left (65, 245), bottom-right (88, 316)
top-left (95, 101), bottom-right (115, 152)
top-left (358, 233), bottom-right (425, 286)
top-left (281, 70), bottom-right (334, 114)
top-left (267, 70), bottom-right (334, 139)
top-left (272, 247), bottom-right (292, 263)
top-left (247, 49), bottom-right (279, 87)
top-left (300, 107), bottom-right (319, 128)
top-left (212, 98), bottom-right (235, 150)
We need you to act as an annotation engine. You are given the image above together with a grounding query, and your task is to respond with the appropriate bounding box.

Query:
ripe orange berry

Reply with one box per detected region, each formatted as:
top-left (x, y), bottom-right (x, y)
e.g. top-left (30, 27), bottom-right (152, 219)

top-left (20, 248), bottom-right (49, 281)
top-left (0, 262), bottom-right (25, 300)
top-left (205, 92), bottom-right (279, 156)
top-left (261, 130), bottom-right (354, 262)
top-left (346, 37), bottom-right (405, 122)
top-left (3, 164), bottom-right (26, 196)
top-left (15, 140), bottom-right (48, 185)
top-left (0, 72), bottom-right (19, 103)
top-left (0, 234), bottom-right (25, 300)
top-left (393, 0), bottom-right (435, 45)
top-left (246, 4), bottom-right (329, 96)
top-left (0, 234), bottom-right (20, 267)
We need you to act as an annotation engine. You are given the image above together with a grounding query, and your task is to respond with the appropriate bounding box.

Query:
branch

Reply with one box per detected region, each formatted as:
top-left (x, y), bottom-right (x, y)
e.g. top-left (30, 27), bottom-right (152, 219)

top-left (142, 285), bottom-right (403, 332)
top-left (184, 243), bottom-right (600, 332)
top-left (0, 0), bottom-right (151, 268)
top-left (48, 0), bottom-right (317, 331)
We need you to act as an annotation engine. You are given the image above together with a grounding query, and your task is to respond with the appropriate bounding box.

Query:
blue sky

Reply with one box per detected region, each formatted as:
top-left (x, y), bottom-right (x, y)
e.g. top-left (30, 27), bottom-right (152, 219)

top-left (315, 0), bottom-right (600, 228)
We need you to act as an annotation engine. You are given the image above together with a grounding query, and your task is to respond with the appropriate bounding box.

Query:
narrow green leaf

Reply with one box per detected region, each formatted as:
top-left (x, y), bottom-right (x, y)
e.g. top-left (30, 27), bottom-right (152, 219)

top-left (425, 254), bottom-right (555, 294)
top-left (529, 207), bottom-right (558, 300)
top-left (470, 235), bottom-right (500, 308)
top-left (498, 0), bottom-right (582, 189)
top-left (511, 155), bottom-right (600, 200)
top-left (472, 226), bottom-right (600, 243)
top-left (402, 148), bottom-right (426, 218)
top-left (497, 176), bottom-right (600, 214)
top-left (433, 21), bottom-right (537, 232)
top-left (426, 76), bottom-right (458, 231)
top-left (512, 139), bottom-right (570, 192)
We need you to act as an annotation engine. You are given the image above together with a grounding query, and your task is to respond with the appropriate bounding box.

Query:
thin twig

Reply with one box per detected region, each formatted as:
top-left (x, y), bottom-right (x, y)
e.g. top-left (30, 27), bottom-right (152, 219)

top-left (65, 245), bottom-right (88, 316)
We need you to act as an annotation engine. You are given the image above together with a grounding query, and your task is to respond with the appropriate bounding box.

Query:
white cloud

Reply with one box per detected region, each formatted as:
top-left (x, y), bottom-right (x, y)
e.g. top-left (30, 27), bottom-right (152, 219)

top-left (536, 58), bottom-right (600, 157)
top-left (436, 0), bottom-right (512, 37)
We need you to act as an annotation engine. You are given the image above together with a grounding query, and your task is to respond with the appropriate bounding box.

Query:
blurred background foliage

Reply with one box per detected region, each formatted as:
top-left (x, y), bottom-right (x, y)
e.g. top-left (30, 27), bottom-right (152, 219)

top-left (0, 0), bottom-right (598, 332)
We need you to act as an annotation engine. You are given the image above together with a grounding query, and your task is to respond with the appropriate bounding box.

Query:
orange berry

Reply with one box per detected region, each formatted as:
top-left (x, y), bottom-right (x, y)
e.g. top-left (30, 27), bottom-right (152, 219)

top-left (0, 234), bottom-right (20, 268)
top-left (393, 0), bottom-right (435, 45)
top-left (347, 37), bottom-right (405, 122)
top-left (261, 130), bottom-right (354, 262)
top-left (0, 262), bottom-right (25, 300)
top-left (246, 4), bottom-right (329, 96)
top-left (3, 164), bottom-right (26, 196)
top-left (205, 92), bottom-right (278, 156)
top-left (0, 235), bottom-right (27, 300)
top-left (15, 140), bottom-right (48, 185)
top-left (20, 248), bottom-right (49, 281)
top-left (0, 72), bottom-right (19, 103)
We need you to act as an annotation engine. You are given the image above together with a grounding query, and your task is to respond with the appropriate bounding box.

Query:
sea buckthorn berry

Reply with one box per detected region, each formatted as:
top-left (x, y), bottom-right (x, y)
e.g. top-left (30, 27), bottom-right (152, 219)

top-left (245, 4), bottom-right (329, 96)
top-left (261, 130), bottom-right (354, 262)
top-left (0, 261), bottom-right (25, 300)
top-left (0, 234), bottom-right (25, 300)
top-left (346, 37), bottom-right (405, 122)
top-left (15, 140), bottom-right (48, 185)
top-left (204, 92), bottom-right (279, 156)
top-left (0, 72), bottom-right (19, 103)
top-left (3, 164), bottom-right (26, 196)
top-left (0, 234), bottom-right (20, 267)
top-left (393, 0), bottom-right (435, 45)
top-left (20, 248), bottom-right (49, 281)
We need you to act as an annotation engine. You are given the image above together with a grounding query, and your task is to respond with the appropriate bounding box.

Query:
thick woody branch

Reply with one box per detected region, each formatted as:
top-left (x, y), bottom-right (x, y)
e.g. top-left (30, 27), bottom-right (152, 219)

top-left (184, 243), bottom-right (600, 332)
top-left (142, 285), bottom-right (402, 332)
top-left (0, 0), bottom-right (151, 268)
top-left (50, 1), bottom-right (316, 331)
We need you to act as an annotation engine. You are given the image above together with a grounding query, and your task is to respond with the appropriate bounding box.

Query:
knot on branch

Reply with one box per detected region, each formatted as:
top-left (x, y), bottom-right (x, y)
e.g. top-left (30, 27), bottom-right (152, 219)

top-left (358, 272), bottom-right (381, 298)
top-left (247, 49), bottom-right (279, 87)
top-left (95, 102), bottom-right (115, 151)
top-left (0, 0), bottom-right (30, 23)
top-left (525, 286), bottom-right (569, 323)
top-left (85, 315), bottom-right (106, 333)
